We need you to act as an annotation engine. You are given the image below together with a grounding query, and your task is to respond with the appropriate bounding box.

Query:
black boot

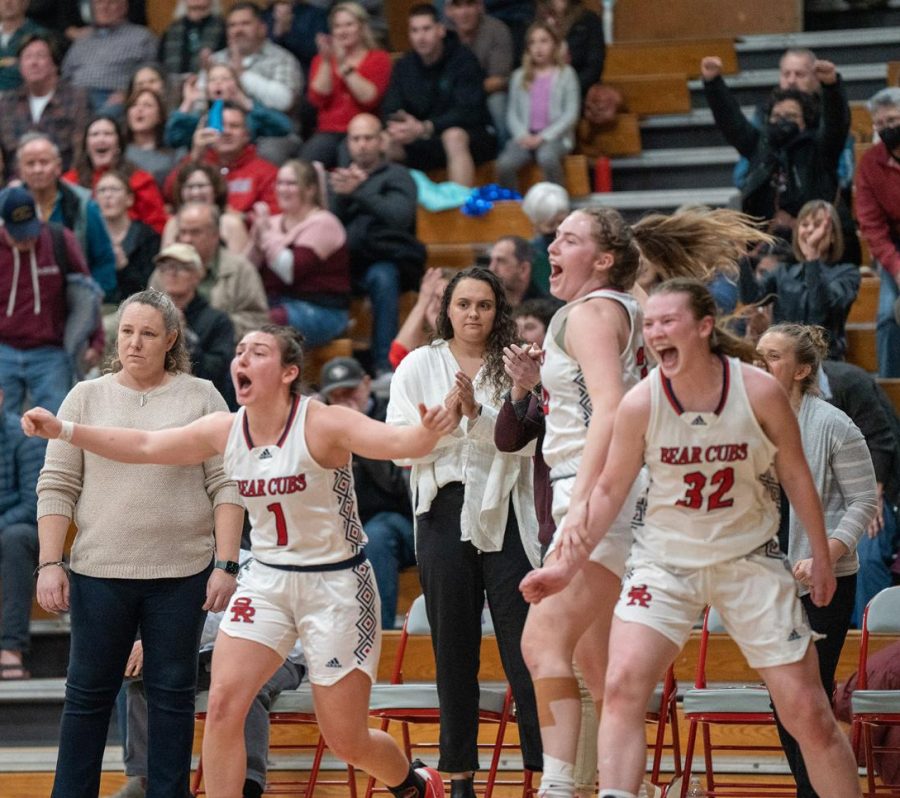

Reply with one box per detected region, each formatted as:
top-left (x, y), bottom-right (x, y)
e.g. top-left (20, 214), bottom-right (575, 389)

top-left (450, 776), bottom-right (476, 798)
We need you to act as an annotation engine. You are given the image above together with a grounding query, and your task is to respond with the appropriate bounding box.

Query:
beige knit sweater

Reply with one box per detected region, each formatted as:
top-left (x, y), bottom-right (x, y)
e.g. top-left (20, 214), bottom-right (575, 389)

top-left (37, 372), bottom-right (242, 579)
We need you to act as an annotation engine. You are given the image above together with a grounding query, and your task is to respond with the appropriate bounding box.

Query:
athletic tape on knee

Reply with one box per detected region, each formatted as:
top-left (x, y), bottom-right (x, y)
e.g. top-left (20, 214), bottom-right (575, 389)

top-left (534, 676), bottom-right (581, 728)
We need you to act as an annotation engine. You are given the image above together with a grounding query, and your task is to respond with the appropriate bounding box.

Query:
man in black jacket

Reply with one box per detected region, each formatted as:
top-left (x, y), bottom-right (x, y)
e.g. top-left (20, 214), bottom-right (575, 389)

top-left (319, 356), bottom-right (416, 629)
top-left (330, 113), bottom-right (425, 378)
top-left (382, 3), bottom-right (496, 187)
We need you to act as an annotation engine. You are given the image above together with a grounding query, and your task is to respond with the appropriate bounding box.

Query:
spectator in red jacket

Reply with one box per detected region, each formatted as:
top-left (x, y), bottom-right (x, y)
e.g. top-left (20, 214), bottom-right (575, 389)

top-left (164, 102), bottom-right (278, 216)
top-left (855, 87), bottom-right (900, 378)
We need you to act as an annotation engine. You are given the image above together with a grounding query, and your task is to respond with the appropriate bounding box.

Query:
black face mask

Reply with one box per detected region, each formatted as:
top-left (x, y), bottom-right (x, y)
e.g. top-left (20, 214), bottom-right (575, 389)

top-left (767, 119), bottom-right (800, 148)
top-left (879, 124), bottom-right (900, 155)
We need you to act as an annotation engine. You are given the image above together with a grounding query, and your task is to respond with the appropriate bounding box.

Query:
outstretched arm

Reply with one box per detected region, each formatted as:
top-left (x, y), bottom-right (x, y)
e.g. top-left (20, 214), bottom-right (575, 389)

top-left (22, 408), bottom-right (233, 466)
top-left (520, 384), bottom-right (648, 603)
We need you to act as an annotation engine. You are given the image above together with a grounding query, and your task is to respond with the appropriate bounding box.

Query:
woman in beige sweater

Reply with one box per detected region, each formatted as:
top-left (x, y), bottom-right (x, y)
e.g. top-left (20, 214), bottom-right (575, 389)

top-left (34, 289), bottom-right (244, 798)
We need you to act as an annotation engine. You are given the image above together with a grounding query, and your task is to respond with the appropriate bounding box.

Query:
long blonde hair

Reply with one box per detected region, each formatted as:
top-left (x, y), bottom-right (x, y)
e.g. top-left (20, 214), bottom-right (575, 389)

top-left (330, 2), bottom-right (376, 50)
top-left (521, 22), bottom-right (566, 89)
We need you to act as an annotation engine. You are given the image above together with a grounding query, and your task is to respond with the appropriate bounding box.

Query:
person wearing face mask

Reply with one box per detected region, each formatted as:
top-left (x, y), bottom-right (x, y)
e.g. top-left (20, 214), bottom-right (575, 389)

top-left (855, 87), bottom-right (900, 378)
top-left (700, 55), bottom-right (855, 259)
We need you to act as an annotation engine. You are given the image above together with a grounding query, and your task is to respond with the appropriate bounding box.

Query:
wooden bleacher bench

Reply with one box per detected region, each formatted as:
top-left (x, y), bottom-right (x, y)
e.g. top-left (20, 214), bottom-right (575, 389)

top-left (577, 113), bottom-right (643, 158)
top-left (847, 276), bottom-right (880, 324)
top-left (604, 38), bottom-right (738, 80)
top-left (304, 338), bottom-right (353, 389)
top-left (851, 103), bottom-right (874, 145)
top-left (605, 73), bottom-right (692, 116)
top-left (888, 60), bottom-right (900, 87)
top-left (846, 324), bottom-right (878, 374)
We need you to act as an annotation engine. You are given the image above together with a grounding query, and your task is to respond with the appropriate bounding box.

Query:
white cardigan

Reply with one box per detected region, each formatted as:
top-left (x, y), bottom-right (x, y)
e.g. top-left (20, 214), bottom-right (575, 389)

top-left (386, 340), bottom-right (540, 567)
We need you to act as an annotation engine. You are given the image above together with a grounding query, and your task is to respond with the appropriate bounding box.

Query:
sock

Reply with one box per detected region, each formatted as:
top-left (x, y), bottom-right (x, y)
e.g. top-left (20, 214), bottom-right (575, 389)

top-left (388, 765), bottom-right (426, 798)
top-left (538, 755), bottom-right (576, 798)
top-left (242, 779), bottom-right (264, 798)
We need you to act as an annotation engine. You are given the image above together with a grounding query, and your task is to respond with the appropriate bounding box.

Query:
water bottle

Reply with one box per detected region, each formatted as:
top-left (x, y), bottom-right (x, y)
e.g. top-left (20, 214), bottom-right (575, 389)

top-left (207, 98), bottom-right (224, 132)
top-left (686, 777), bottom-right (706, 797)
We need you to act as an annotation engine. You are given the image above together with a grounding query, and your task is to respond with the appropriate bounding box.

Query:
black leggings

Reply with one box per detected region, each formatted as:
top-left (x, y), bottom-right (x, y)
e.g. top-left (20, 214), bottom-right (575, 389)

top-left (416, 482), bottom-right (543, 772)
top-left (774, 574), bottom-right (856, 798)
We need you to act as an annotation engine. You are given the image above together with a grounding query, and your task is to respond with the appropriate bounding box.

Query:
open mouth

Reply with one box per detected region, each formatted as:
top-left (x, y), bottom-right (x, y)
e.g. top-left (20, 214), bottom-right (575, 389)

top-left (549, 260), bottom-right (562, 279)
top-left (656, 346), bottom-right (678, 370)
top-left (235, 372), bottom-right (252, 391)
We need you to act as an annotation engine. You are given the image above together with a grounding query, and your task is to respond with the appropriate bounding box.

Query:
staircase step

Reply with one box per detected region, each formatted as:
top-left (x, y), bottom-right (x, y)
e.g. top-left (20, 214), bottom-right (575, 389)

top-left (805, 0), bottom-right (900, 31)
top-left (611, 147), bottom-right (738, 191)
top-left (574, 187), bottom-right (740, 222)
top-left (735, 26), bottom-right (900, 70)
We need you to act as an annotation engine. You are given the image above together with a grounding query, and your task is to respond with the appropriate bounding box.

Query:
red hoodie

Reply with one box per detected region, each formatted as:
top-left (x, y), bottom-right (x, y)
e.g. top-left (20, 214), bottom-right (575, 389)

top-left (0, 225), bottom-right (90, 350)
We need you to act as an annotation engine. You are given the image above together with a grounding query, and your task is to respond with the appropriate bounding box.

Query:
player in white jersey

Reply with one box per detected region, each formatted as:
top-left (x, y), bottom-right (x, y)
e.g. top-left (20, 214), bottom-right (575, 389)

top-left (522, 279), bottom-right (862, 798)
top-left (519, 207), bottom-right (768, 798)
top-left (22, 325), bottom-right (455, 798)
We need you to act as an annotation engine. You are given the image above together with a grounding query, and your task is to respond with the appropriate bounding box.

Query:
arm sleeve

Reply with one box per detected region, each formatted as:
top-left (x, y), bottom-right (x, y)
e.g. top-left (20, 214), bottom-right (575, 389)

top-left (84, 202), bottom-right (118, 296)
top-left (164, 111), bottom-right (200, 149)
top-left (247, 102), bottom-right (293, 138)
top-left (430, 52), bottom-right (489, 134)
top-left (505, 70), bottom-right (528, 141)
top-left (130, 172), bottom-right (168, 234)
top-left (539, 67), bottom-right (581, 143)
top-left (494, 394), bottom-right (542, 452)
top-left (818, 79), bottom-right (851, 172)
top-left (353, 50), bottom-right (393, 111)
top-left (854, 153), bottom-right (900, 280)
top-left (802, 261), bottom-right (860, 322)
top-left (352, 170), bottom-right (417, 230)
top-left (827, 423), bottom-right (877, 554)
top-left (35, 388), bottom-right (86, 520)
top-left (704, 76), bottom-right (761, 158)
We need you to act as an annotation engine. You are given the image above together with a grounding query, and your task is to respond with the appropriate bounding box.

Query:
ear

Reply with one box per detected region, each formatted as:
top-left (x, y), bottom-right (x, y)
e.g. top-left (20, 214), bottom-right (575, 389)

top-left (592, 250), bottom-right (614, 274)
top-left (282, 363), bottom-right (300, 387)
top-left (165, 328), bottom-right (179, 351)
top-left (794, 362), bottom-right (812, 385)
top-left (697, 314), bottom-right (716, 339)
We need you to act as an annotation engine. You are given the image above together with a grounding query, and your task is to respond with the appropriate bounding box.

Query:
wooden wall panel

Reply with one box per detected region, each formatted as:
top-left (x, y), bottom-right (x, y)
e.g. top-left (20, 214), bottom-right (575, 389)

top-left (612, 0), bottom-right (802, 41)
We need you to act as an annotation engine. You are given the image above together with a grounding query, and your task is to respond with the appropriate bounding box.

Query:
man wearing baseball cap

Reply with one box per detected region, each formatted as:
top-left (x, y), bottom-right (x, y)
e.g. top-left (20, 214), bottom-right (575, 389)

top-left (319, 356), bottom-right (416, 629)
top-left (0, 186), bottom-right (95, 415)
top-left (154, 243), bottom-right (236, 408)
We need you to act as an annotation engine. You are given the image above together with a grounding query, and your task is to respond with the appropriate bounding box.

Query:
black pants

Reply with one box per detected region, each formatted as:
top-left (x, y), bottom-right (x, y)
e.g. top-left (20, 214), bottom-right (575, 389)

top-left (416, 482), bottom-right (543, 772)
top-left (774, 574), bottom-right (856, 798)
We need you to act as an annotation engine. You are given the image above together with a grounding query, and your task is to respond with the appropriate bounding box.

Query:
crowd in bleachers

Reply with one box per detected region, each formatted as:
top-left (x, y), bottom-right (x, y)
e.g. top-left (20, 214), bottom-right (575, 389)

top-left (1, 0), bottom-right (900, 796)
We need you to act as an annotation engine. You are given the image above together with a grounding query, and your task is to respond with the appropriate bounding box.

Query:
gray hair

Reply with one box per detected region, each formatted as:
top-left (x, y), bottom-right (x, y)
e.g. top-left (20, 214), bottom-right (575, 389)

top-left (178, 201), bottom-right (221, 231)
top-left (521, 182), bottom-right (570, 228)
top-left (780, 47), bottom-right (816, 67)
top-left (869, 87), bottom-right (900, 114)
top-left (16, 131), bottom-right (61, 160)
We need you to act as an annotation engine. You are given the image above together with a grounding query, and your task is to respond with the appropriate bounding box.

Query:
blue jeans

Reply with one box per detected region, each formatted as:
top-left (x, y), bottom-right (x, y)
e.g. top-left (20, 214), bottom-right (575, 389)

top-left (877, 264), bottom-right (900, 377)
top-left (0, 343), bottom-right (71, 414)
top-left (854, 501), bottom-right (898, 627)
top-left (52, 564), bottom-right (211, 798)
top-left (357, 262), bottom-right (400, 373)
top-left (363, 511), bottom-right (415, 629)
top-left (274, 299), bottom-right (348, 348)
top-left (0, 523), bottom-right (38, 652)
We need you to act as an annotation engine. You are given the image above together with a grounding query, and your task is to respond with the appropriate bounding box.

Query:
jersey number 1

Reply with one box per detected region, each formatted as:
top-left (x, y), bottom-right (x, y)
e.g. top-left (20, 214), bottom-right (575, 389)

top-left (675, 467), bottom-right (735, 511)
top-left (266, 502), bottom-right (288, 546)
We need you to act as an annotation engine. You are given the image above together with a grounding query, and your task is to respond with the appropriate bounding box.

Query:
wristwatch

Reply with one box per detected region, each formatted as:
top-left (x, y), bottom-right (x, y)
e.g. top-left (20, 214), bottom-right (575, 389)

top-left (215, 559), bottom-right (240, 576)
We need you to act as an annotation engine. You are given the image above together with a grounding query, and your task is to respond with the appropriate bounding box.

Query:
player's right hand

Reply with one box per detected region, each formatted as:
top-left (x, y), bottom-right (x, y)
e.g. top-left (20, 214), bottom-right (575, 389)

top-left (21, 407), bottom-right (62, 440)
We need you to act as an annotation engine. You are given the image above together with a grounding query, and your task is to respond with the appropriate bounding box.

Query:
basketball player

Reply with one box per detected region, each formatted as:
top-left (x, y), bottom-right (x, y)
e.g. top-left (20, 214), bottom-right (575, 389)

top-left (520, 208), bottom-right (768, 798)
top-left (521, 279), bottom-right (862, 798)
top-left (22, 325), bottom-right (454, 798)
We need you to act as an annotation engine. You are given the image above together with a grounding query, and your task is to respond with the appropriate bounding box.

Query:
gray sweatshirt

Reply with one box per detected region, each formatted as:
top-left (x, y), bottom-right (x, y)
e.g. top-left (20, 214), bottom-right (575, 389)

top-left (788, 393), bottom-right (877, 595)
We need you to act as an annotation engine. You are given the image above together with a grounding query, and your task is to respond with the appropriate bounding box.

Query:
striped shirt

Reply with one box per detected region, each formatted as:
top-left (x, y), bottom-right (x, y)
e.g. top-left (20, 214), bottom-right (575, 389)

top-left (787, 393), bottom-right (878, 591)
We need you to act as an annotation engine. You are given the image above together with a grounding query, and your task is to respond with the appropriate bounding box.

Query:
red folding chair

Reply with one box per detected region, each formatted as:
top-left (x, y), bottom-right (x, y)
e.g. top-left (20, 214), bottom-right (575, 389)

top-left (191, 686), bottom-right (357, 797)
top-left (365, 594), bottom-right (530, 798)
top-left (678, 606), bottom-right (795, 797)
top-left (647, 664), bottom-right (682, 790)
top-left (850, 586), bottom-right (900, 798)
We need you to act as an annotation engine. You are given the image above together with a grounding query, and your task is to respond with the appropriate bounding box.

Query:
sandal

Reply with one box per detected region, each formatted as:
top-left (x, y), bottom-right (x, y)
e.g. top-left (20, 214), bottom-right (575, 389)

top-left (0, 662), bottom-right (31, 680)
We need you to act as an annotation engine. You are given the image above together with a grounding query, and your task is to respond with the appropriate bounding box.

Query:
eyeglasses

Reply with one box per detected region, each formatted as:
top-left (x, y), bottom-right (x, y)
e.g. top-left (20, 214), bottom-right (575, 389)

top-left (184, 182), bottom-right (212, 191)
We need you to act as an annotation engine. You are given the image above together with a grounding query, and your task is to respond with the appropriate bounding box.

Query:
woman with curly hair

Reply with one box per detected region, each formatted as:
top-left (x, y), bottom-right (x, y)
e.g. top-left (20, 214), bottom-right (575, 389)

top-left (386, 266), bottom-right (543, 798)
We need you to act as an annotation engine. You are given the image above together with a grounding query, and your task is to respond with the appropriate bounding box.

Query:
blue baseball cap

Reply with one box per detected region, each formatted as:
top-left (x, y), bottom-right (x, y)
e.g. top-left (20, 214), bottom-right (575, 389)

top-left (0, 186), bottom-right (40, 241)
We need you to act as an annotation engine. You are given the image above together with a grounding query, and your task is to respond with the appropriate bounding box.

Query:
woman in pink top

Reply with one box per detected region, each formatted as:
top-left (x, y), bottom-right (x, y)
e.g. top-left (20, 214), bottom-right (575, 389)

top-left (303, 1), bottom-right (392, 167)
top-left (248, 159), bottom-right (351, 347)
top-left (497, 23), bottom-right (580, 192)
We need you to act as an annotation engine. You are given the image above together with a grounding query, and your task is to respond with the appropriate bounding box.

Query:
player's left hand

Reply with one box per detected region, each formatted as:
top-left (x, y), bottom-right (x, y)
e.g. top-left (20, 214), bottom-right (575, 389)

top-left (808, 556), bottom-right (836, 607)
top-left (792, 557), bottom-right (813, 588)
top-left (520, 560), bottom-right (573, 603)
top-left (204, 567), bottom-right (237, 612)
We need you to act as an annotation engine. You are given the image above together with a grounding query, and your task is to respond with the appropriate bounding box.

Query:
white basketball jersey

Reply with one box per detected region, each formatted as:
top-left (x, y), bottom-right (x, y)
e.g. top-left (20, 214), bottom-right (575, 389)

top-left (633, 357), bottom-right (780, 569)
top-left (224, 396), bottom-right (367, 566)
top-left (541, 288), bottom-right (647, 477)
